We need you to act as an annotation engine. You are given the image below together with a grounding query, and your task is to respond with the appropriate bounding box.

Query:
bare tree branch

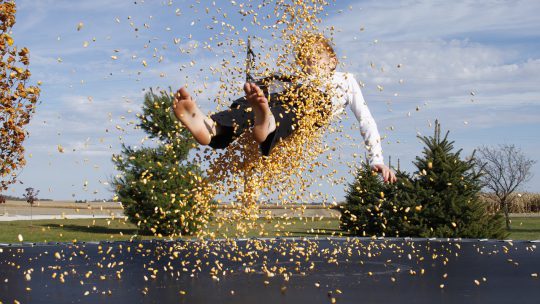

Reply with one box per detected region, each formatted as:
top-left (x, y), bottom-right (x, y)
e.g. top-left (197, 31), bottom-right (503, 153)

top-left (474, 144), bottom-right (536, 230)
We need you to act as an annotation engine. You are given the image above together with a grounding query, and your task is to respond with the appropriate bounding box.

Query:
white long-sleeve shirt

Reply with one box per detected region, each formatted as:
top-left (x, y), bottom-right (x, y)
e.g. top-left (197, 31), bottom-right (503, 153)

top-left (327, 72), bottom-right (385, 166)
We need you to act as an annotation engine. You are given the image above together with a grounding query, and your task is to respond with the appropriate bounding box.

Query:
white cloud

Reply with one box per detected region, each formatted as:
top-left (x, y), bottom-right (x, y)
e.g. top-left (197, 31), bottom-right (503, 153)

top-left (329, 0), bottom-right (540, 41)
top-left (320, 1), bottom-right (540, 132)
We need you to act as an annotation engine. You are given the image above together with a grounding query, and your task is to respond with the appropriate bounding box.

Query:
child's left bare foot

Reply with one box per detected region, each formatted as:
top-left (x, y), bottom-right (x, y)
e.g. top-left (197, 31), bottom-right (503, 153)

top-left (172, 87), bottom-right (214, 145)
top-left (244, 83), bottom-right (276, 143)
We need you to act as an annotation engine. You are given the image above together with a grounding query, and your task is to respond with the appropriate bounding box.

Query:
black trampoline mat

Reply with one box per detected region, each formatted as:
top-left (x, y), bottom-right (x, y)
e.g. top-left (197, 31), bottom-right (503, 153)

top-left (1, 237), bottom-right (539, 303)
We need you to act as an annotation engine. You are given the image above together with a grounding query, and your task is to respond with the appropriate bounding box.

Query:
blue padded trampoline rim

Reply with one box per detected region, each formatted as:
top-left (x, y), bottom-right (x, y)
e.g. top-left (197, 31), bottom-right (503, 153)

top-left (1, 236), bottom-right (539, 248)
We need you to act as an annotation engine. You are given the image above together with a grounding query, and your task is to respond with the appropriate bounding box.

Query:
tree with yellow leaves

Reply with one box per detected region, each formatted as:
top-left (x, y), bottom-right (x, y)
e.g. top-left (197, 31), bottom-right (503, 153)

top-left (0, 1), bottom-right (40, 192)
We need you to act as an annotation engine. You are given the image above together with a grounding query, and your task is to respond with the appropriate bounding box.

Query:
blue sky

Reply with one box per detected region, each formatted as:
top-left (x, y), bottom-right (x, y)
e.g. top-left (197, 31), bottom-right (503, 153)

top-left (6, 0), bottom-right (540, 201)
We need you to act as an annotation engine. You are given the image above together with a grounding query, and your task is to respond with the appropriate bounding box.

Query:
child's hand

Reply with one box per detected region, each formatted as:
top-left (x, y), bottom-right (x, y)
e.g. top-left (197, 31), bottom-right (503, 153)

top-left (372, 164), bottom-right (397, 184)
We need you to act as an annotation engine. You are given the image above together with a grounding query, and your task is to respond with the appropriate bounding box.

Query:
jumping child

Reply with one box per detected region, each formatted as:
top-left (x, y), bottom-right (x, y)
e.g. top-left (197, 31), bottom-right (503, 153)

top-left (172, 34), bottom-right (397, 183)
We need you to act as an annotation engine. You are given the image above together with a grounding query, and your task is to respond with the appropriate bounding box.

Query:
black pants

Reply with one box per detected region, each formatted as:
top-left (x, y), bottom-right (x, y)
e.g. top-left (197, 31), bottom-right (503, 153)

top-left (209, 86), bottom-right (331, 156)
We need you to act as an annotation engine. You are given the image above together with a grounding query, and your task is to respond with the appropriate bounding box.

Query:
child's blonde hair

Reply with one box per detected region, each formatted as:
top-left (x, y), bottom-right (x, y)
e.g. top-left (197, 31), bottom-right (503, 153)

top-left (294, 33), bottom-right (337, 71)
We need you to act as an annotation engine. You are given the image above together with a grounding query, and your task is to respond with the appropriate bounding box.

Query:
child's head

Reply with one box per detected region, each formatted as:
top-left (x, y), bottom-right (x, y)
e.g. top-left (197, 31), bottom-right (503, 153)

top-left (294, 33), bottom-right (337, 76)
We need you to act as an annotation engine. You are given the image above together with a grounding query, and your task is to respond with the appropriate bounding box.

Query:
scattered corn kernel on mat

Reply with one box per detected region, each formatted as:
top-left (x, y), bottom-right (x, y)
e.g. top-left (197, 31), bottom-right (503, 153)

top-left (1, 238), bottom-right (539, 303)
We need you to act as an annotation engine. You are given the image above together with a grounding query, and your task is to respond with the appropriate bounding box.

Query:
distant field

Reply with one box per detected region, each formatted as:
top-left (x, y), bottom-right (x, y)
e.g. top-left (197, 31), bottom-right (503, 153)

top-left (0, 216), bottom-right (538, 243)
top-left (2, 200), bottom-right (335, 209)
top-left (0, 200), bottom-right (340, 218)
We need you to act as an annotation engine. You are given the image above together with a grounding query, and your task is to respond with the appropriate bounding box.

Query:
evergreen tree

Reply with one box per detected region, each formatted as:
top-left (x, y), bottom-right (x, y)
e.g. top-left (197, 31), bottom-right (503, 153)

top-left (111, 89), bottom-right (214, 236)
top-left (339, 161), bottom-right (419, 237)
top-left (339, 121), bottom-right (507, 239)
top-left (411, 120), bottom-right (506, 239)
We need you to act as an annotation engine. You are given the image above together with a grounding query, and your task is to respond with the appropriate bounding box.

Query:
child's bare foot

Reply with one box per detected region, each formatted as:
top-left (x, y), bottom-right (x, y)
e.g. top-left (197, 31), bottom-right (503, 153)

top-left (244, 83), bottom-right (276, 143)
top-left (172, 87), bottom-right (214, 145)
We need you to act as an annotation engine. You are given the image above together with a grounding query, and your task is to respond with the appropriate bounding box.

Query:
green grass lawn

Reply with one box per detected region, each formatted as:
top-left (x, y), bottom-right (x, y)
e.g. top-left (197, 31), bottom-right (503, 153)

top-left (506, 217), bottom-right (540, 240)
top-left (0, 217), bottom-right (343, 243)
top-left (0, 216), bottom-right (538, 243)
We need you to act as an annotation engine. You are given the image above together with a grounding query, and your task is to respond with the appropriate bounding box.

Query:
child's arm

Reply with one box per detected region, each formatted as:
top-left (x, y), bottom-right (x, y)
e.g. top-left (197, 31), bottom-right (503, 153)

top-left (345, 73), bottom-right (397, 183)
top-left (346, 74), bottom-right (384, 166)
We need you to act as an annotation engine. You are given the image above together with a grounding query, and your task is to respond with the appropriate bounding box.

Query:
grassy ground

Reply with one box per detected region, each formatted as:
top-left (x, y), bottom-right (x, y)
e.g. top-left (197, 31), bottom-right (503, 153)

top-left (506, 217), bottom-right (540, 240)
top-left (0, 216), bottom-right (538, 243)
top-left (0, 217), bottom-right (342, 243)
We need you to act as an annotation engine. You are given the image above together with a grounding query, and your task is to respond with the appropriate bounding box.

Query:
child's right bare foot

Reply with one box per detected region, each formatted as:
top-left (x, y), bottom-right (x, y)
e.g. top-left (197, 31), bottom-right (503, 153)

top-left (172, 87), bottom-right (214, 145)
top-left (244, 83), bottom-right (276, 143)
